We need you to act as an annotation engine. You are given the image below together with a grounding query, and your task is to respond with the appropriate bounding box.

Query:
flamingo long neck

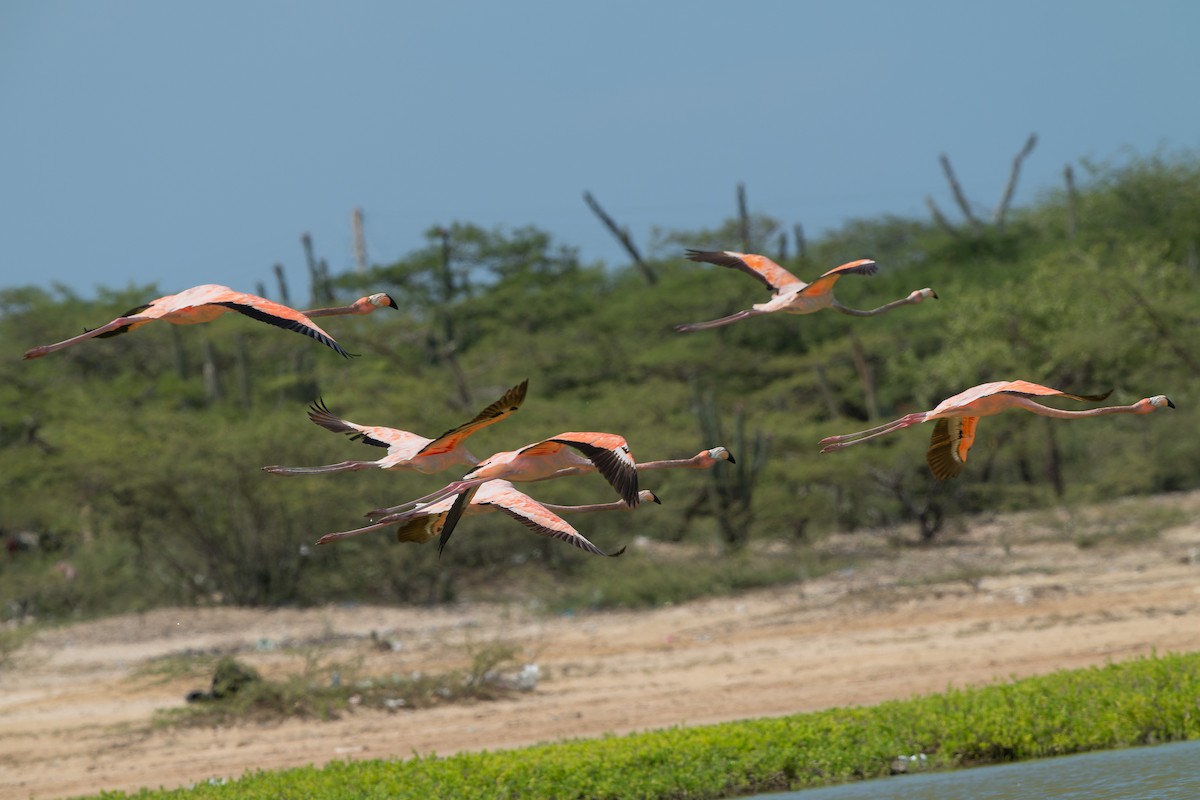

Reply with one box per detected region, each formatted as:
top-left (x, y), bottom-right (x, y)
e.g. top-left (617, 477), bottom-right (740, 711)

top-left (1009, 396), bottom-right (1148, 419)
top-left (635, 455), bottom-right (707, 471)
top-left (830, 295), bottom-right (920, 317)
top-left (540, 498), bottom-right (634, 514)
top-left (304, 303), bottom-right (362, 318)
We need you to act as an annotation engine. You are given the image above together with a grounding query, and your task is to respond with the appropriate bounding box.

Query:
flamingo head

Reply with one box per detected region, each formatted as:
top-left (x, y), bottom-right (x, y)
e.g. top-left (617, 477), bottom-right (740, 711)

top-left (367, 292), bottom-right (399, 310)
top-left (1141, 395), bottom-right (1175, 412)
top-left (910, 287), bottom-right (938, 302)
top-left (705, 446), bottom-right (736, 465)
top-left (638, 490), bottom-right (663, 505)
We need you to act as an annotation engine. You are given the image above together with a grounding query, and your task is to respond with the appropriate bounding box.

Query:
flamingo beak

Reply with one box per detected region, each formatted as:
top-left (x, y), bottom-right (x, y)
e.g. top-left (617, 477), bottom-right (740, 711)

top-left (1167, 398), bottom-right (1176, 409)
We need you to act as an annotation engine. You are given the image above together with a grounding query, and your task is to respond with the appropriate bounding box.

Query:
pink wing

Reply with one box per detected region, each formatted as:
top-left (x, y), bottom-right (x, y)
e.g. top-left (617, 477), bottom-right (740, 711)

top-left (480, 484), bottom-right (623, 557)
top-left (685, 250), bottom-right (805, 293)
top-left (539, 432), bottom-right (639, 508)
top-left (796, 259), bottom-right (878, 298)
top-left (932, 380), bottom-right (1112, 415)
top-left (305, 399), bottom-right (429, 456)
top-left (417, 380), bottom-right (529, 457)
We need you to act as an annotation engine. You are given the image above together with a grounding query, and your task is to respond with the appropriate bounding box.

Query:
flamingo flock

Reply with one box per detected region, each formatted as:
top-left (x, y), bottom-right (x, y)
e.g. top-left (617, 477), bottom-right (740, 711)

top-left (21, 248), bottom-right (1175, 558)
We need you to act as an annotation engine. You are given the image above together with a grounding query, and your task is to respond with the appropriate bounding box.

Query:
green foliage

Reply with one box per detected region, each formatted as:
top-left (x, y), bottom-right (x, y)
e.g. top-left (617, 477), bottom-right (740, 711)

top-left (86, 651), bottom-right (1200, 799)
top-left (157, 641), bottom-right (526, 728)
top-left (3, 150), bottom-right (1199, 620)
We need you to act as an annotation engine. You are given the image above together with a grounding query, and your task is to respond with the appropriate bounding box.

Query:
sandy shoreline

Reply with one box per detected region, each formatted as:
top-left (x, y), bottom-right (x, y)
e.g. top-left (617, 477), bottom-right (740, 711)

top-left (3, 492), bottom-right (1199, 799)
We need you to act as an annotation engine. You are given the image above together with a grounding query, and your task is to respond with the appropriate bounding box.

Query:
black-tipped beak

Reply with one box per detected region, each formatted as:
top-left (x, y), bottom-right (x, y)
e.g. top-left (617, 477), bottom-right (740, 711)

top-left (1167, 398), bottom-right (1176, 409)
top-left (652, 493), bottom-right (662, 505)
top-left (726, 453), bottom-right (737, 464)
top-left (931, 290), bottom-right (940, 300)
top-left (384, 294), bottom-right (399, 309)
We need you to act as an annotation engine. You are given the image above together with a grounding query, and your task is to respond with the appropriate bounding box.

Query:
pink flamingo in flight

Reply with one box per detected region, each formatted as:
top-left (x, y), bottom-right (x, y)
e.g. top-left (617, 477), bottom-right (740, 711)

top-left (262, 381), bottom-right (528, 476)
top-left (674, 249), bottom-right (936, 333)
top-left (22, 286), bottom-right (397, 360)
top-left (819, 380), bottom-right (1175, 479)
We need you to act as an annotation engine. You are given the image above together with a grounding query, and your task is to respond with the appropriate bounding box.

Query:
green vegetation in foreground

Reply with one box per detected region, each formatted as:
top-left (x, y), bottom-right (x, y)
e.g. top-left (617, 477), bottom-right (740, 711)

top-left (91, 651), bottom-right (1200, 800)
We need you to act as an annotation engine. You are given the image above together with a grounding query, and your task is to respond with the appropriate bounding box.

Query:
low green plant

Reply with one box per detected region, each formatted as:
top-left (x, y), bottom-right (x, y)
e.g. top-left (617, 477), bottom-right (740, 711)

top-left (90, 650), bottom-right (1200, 799)
top-left (155, 641), bottom-right (529, 728)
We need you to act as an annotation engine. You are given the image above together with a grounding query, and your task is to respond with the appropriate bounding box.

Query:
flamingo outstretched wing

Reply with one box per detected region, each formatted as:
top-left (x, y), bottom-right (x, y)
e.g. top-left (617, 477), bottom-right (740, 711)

top-left (213, 293), bottom-right (351, 357)
top-left (796, 259), bottom-right (879, 298)
top-left (417, 380), bottom-right (529, 457)
top-left (522, 432), bottom-right (640, 508)
top-left (996, 380), bottom-right (1113, 402)
top-left (685, 249), bottom-right (804, 293)
top-left (305, 399), bottom-right (426, 451)
top-left (926, 416), bottom-right (980, 480)
top-left (479, 484), bottom-right (624, 557)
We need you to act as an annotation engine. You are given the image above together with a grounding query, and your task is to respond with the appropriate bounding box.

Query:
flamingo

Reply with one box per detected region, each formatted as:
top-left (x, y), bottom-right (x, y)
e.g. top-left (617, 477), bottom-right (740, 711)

top-left (369, 442), bottom-right (735, 556)
top-left (674, 249), bottom-right (937, 333)
top-left (818, 380), bottom-right (1175, 480)
top-left (21, 286), bottom-right (397, 360)
top-left (316, 479), bottom-right (661, 557)
top-left (303, 292), bottom-right (398, 318)
top-left (261, 380), bottom-right (528, 476)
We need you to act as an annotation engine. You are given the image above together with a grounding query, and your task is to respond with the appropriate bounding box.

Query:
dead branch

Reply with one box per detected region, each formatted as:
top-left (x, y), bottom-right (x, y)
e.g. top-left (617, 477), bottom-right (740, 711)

top-left (993, 133), bottom-right (1038, 231)
top-left (1122, 282), bottom-right (1200, 376)
top-left (849, 333), bottom-right (878, 420)
top-left (925, 197), bottom-right (960, 237)
top-left (737, 182), bottom-right (750, 253)
top-left (1064, 164), bottom-right (1079, 240)
top-left (793, 222), bottom-right (807, 258)
top-left (582, 191), bottom-right (657, 285)
top-left (939, 153), bottom-right (983, 233)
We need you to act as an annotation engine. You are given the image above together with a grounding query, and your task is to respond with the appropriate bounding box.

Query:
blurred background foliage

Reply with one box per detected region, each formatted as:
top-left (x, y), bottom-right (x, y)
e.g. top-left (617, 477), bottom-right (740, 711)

top-left (2, 152), bottom-right (1196, 620)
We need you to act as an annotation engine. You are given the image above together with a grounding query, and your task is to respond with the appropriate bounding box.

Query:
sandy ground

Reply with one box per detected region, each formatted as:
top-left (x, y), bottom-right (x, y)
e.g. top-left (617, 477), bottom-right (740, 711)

top-left (3, 492), bottom-right (1200, 799)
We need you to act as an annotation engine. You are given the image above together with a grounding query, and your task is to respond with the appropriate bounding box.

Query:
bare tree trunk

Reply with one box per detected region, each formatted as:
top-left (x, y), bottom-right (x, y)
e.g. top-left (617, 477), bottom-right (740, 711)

top-left (925, 197), bottom-right (960, 236)
top-left (993, 133), bottom-right (1037, 232)
top-left (813, 363), bottom-right (841, 418)
top-left (202, 338), bottom-right (222, 404)
top-left (273, 263), bottom-right (290, 307)
top-left (352, 206), bottom-right (368, 273)
top-left (793, 223), bottom-right (807, 259)
top-left (777, 231), bottom-right (788, 263)
top-left (234, 332), bottom-right (252, 412)
top-left (737, 182), bottom-right (750, 253)
top-left (300, 233), bottom-right (318, 302)
top-left (582, 191), bottom-right (657, 285)
top-left (939, 153), bottom-right (983, 234)
top-left (1043, 419), bottom-right (1064, 497)
top-left (850, 334), bottom-right (878, 420)
top-left (1064, 164), bottom-right (1079, 240)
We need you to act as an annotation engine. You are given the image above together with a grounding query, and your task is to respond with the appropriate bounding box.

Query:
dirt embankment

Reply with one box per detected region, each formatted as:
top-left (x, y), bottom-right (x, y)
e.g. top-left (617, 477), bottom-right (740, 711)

top-left (3, 492), bottom-right (1200, 799)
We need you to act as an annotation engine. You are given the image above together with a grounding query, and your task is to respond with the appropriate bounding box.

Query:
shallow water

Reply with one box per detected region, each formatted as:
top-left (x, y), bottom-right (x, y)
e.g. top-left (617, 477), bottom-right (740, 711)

top-left (738, 738), bottom-right (1200, 800)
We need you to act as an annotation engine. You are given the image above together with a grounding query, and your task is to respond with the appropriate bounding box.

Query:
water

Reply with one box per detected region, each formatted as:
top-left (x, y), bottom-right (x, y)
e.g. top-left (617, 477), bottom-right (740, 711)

top-left (737, 739), bottom-right (1200, 800)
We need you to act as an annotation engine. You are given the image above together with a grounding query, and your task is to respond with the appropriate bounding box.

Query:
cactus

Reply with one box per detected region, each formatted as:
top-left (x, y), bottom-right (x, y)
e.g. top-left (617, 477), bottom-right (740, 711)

top-left (692, 385), bottom-right (770, 549)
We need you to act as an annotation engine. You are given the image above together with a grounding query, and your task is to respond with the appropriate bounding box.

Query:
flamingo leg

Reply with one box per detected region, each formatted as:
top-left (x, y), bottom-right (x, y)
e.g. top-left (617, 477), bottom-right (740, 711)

top-left (262, 461), bottom-right (375, 476)
top-left (316, 517), bottom-right (404, 544)
top-left (22, 317), bottom-right (140, 360)
top-left (818, 413), bottom-right (927, 452)
top-left (365, 478), bottom-right (486, 518)
top-left (673, 309), bottom-right (762, 333)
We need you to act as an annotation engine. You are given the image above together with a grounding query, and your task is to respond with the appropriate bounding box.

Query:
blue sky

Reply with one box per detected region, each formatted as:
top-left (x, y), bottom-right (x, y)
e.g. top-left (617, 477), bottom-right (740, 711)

top-left (2, 1), bottom-right (1197, 298)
